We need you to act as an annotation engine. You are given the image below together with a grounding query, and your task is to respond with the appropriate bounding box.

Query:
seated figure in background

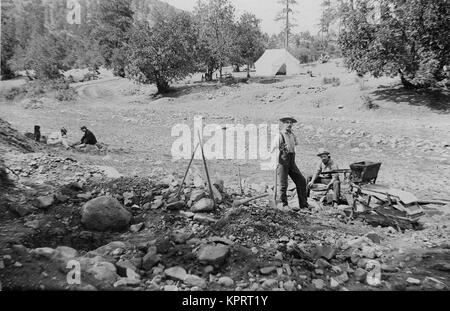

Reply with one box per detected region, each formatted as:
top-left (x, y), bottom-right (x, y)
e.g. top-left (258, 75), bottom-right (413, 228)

top-left (47, 127), bottom-right (70, 149)
top-left (71, 126), bottom-right (98, 149)
top-left (307, 149), bottom-right (341, 207)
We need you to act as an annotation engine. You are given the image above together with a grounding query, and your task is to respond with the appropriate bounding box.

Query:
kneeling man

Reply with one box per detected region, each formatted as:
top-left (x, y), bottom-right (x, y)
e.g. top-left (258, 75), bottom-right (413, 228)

top-left (307, 149), bottom-right (341, 206)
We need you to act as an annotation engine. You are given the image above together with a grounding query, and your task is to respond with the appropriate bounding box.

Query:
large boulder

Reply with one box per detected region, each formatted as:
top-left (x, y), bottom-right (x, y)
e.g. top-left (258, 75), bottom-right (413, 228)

top-left (81, 196), bottom-right (132, 232)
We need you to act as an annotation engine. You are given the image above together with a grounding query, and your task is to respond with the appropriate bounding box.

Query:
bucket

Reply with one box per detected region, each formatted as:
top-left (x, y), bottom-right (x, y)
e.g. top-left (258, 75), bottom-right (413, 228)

top-left (309, 183), bottom-right (328, 200)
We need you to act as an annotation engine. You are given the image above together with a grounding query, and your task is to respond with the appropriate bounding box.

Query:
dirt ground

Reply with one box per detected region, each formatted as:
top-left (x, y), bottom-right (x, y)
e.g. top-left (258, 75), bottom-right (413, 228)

top-left (0, 60), bottom-right (449, 291)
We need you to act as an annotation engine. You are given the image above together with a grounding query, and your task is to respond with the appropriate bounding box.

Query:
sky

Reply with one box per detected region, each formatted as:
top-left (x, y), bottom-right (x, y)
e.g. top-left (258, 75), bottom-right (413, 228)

top-left (163, 0), bottom-right (323, 35)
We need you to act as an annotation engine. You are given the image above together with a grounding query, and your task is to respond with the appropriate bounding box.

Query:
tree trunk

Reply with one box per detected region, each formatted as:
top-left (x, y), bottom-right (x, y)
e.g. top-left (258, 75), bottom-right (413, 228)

top-left (205, 64), bottom-right (214, 82)
top-left (156, 79), bottom-right (170, 94)
top-left (399, 71), bottom-right (417, 89)
top-left (247, 62), bottom-right (250, 78)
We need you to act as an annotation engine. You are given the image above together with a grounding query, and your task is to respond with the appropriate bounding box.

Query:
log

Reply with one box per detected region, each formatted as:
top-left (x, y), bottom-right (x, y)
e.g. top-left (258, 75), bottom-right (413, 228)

top-left (232, 193), bottom-right (269, 207)
top-left (417, 200), bottom-right (450, 206)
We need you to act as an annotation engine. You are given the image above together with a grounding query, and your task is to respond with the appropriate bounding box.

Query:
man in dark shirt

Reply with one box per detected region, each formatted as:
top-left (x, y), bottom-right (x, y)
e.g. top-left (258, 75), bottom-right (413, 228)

top-left (72, 126), bottom-right (97, 148)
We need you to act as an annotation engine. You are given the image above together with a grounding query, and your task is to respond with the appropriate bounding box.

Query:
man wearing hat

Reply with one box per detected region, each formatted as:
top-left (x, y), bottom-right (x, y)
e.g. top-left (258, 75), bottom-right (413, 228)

top-left (307, 149), bottom-right (341, 206)
top-left (274, 116), bottom-right (308, 209)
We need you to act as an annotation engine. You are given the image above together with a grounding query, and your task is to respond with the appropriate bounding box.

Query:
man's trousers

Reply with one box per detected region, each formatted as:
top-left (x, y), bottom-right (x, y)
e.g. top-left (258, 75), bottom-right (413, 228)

top-left (277, 153), bottom-right (308, 209)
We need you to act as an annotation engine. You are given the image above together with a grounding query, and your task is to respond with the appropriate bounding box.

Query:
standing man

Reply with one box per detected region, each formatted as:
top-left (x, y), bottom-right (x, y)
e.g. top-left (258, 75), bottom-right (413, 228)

top-left (307, 149), bottom-right (341, 206)
top-left (273, 117), bottom-right (309, 210)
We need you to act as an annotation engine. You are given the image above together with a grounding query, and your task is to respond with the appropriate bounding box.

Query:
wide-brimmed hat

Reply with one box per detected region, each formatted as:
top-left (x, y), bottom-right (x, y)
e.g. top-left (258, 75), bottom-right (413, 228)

top-left (279, 117), bottom-right (298, 124)
top-left (317, 148), bottom-right (330, 156)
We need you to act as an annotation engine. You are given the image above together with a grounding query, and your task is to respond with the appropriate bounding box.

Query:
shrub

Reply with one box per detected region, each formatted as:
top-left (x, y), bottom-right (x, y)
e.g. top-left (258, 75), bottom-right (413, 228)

top-left (55, 88), bottom-right (77, 101)
top-left (4, 87), bottom-right (25, 100)
top-left (24, 80), bottom-right (46, 96)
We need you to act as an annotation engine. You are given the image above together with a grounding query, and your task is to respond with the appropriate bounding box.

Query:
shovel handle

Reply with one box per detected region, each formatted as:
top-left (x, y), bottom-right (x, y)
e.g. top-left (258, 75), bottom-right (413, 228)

top-left (233, 193), bottom-right (269, 207)
top-left (176, 142), bottom-right (200, 198)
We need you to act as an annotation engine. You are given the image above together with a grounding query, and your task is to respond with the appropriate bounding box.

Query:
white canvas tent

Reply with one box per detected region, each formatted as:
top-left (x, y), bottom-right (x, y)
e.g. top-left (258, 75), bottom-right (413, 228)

top-left (255, 49), bottom-right (301, 77)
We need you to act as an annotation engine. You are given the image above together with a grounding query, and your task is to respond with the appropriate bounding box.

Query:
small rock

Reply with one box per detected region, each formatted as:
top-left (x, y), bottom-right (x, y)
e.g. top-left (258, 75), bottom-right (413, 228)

top-left (193, 214), bottom-right (216, 224)
top-left (191, 198), bottom-right (214, 213)
top-left (77, 193), bottom-right (93, 201)
top-left (261, 279), bottom-right (278, 289)
top-left (35, 195), bottom-right (55, 210)
top-left (315, 269), bottom-right (324, 275)
top-left (171, 230), bottom-right (193, 244)
top-left (130, 223), bottom-right (144, 233)
top-left (406, 277), bottom-right (421, 286)
top-left (14, 261), bottom-right (23, 267)
top-left (142, 250), bottom-right (161, 270)
top-left (366, 233), bottom-right (382, 244)
top-left (24, 220), bottom-right (41, 229)
top-left (213, 179), bottom-right (224, 192)
top-left (335, 272), bottom-right (349, 284)
top-left (274, 251), bottom-right (283, 261)
top-left (11, 205), bottom-right (32, 217)
top-left (115, 260), bottom-right (138, 277)
top-left (87, 261), bottom-right (119, 285)
top-left (151, 199), bottom-right (164, 209)
top-left (316, 258), bottom-right (331, 269)
top-left (381, 264), bottom-right (398, 272)
top-left (211, 185), bottom-right (223, 203)
top-left (313, 245), bottom-right (337, 260)
top-left (366, 260), bottom-right (382, 287)
top-left (283, 280), bottom-right (296, 291)
top-left (312, 279), bottom-right (325, 290)
top-left (197, 244), bottom-right (229, 265)
top-left (330, 278), bottom-right (340, 289)
top-left (360, 245), bottom-right (376, 259)
top-left (218, 276), bottom-right (234, 287)
top-left (163, 285), bottom-right (179, 291)
top-left (180, 211), bottom-right (195, 218)
top-left (354, 268), bottom-right (367, 282)
top-left (260, 266), bottom-right (277, 275)
top-left (31, 247), bottom-right (56, 259)
top-left (184, 274), bottom-right (207, 289)
top-left (54, 246), bottom-right (78, 262)
top-left (190, 189), bottom-right (207, 203)
top-left (165, 266), bottom-right (187, 281)
top-left (113, 276), bottom-right (140, 288)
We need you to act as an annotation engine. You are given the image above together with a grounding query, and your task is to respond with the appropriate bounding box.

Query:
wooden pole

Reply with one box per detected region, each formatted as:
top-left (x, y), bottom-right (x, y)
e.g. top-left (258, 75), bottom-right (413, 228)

top-left (238, 166), bottom-right (244, 195)
top-left (197, 131), bottom-right (215, 208)
top-left (176, 142), bottom-right (200, 198)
